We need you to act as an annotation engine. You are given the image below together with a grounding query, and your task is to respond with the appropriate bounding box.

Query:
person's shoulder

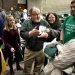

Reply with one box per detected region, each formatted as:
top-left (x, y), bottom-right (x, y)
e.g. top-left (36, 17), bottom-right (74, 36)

top-left (23, 19), bottom-right (31, 24)
top-left (61, 16), bottom-right (72, 27)
top-left (40, 19), bottom-right (50, 27)
top-left (65, 15), bottom-right (72, 20)
top-left (40, 19), bottom-right (48, 23)
top-left (22, 19), bottom-right (32, 27)
top-left (3, 29), bottom-right (8, 32)
top-left (40, 19), bottom-right (49, 25)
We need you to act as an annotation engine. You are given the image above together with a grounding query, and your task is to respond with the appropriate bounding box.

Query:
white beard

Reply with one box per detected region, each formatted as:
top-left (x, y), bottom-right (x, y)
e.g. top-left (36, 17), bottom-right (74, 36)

top-left (34, 19), bottom-right (41, 22)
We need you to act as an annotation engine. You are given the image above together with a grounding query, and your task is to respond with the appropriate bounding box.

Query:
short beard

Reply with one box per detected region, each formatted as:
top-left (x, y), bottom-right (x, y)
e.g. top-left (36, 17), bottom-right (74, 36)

top-left (33, 18), bottom-right (41, 22)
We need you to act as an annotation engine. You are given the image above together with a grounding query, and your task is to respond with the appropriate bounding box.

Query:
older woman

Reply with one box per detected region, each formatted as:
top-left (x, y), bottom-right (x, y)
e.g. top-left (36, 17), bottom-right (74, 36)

top-left (46, 12), bottom-right (61, 30)
top-left (44, 12), bottom-right (61, 66)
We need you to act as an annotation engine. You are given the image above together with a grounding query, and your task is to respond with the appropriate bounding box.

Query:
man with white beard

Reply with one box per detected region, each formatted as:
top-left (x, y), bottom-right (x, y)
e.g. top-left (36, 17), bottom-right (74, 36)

top-left (20, 6), bottom-right (55, 75)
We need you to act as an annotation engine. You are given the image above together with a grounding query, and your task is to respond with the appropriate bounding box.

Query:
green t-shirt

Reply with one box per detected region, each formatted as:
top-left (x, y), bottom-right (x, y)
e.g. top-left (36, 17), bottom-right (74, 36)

top-left (61, 16), bottom-right (75, 43)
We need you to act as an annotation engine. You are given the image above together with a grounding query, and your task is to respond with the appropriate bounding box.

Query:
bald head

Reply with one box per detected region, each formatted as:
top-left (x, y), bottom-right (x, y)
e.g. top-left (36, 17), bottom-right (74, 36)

top-left (29, 7), bottom-right (40, 15)
top-left (29, 7), bottom-right (41, 22)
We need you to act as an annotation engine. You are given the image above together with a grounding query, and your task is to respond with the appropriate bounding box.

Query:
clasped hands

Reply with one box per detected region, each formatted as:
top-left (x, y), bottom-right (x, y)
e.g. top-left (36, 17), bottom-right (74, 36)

top-left (29, 28), bottom-right (50, 38)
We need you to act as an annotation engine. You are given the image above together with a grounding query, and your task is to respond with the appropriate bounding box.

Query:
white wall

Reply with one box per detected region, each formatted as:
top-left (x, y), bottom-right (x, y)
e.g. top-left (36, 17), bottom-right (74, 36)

top-left (42, 0), bottom-right (71, 14)
top-left (27, 0), bottom-right (42, 12)
top-left (18, 0), bottom-right (26, 4)
top-left (27, 0), bottom-right (71, 14)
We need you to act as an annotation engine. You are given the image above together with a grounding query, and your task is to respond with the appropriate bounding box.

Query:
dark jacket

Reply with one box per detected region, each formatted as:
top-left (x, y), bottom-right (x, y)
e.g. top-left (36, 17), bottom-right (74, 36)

top-left (2, 29), bottom-right (20, 51)
top-left (0, 16), bottom-right (4, 37)
top-left (20, 19), bottom-right (56, 51)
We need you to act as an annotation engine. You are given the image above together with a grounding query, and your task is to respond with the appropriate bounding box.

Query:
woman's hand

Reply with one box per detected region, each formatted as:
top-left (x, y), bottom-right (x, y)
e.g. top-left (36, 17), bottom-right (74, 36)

top-left (11, 48), bottom-right (15, 53)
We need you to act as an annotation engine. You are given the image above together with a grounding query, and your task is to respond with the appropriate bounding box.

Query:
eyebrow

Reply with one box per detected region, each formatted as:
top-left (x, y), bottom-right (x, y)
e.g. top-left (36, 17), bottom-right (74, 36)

top-left (8, 19), bottom-right (15, 21)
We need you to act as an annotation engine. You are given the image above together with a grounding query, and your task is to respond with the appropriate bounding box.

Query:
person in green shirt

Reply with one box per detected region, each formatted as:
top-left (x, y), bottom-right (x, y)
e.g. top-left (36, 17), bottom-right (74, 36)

top-left (60, 16), bottom-right (75, 43)
top-left (60, 0), bottom-right (75, 43)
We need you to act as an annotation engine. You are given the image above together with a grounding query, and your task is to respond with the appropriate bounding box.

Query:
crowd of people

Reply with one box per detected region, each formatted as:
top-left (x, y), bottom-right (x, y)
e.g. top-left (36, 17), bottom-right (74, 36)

top-left (0, 0), bottom-right (75, 75)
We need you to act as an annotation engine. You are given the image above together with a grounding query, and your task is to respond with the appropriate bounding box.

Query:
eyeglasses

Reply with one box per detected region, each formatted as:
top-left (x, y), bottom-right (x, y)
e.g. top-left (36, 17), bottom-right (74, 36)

top-left (31, 13), bottom-right (40, 16)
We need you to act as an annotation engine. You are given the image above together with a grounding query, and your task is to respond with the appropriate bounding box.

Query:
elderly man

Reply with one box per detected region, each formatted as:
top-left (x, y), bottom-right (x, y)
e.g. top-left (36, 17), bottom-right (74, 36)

top-left (20, 6), bottom-right (58, 75)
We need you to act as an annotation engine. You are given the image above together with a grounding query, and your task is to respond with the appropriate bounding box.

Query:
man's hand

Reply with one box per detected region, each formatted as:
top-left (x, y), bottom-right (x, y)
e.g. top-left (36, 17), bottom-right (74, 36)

top-left (29, 28), bottom-right (40, 37)
top-left (38, 32), bottom-right (48, 38)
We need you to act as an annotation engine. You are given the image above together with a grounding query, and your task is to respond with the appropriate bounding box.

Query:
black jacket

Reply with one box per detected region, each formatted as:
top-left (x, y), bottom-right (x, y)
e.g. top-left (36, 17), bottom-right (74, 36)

top-left (20, 19), bottom-right (58, 51)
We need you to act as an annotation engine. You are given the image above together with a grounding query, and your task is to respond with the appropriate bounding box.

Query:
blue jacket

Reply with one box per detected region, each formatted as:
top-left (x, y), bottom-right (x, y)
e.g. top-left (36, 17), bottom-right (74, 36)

top-left (0, 16), bottom-right (4, 37)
